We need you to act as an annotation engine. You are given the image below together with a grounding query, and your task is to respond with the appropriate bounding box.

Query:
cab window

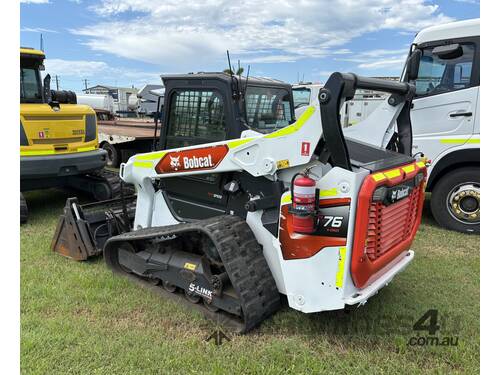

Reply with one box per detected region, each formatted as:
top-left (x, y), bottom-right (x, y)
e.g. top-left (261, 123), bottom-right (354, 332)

top-left (166, 89), bottom-right (226, 149)
top-left (20, 67), bottom-right (42, 103)
top-left (413, 43), bottom-right (475, 97)
top-left (292, 87), bottom-right (311, 109)
top-left (245, 86), bottom-right (293, 133)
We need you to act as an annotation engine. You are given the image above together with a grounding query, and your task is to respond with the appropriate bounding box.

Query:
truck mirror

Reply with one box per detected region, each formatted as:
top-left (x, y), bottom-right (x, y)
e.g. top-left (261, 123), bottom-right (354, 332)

top-left (43, 74), bottom-right (52, 102)
top-left (407, 49), bottom-right (422, 81)
top-left (432, 44), bottom-right (463, 60)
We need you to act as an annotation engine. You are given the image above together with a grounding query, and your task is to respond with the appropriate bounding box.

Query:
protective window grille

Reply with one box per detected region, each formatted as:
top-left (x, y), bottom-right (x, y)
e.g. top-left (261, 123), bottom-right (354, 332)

top-left (168, 90), bottom-right (226, 146)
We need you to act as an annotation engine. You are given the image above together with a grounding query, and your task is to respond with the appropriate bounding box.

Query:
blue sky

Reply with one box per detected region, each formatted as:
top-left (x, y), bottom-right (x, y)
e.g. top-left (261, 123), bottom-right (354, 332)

top-left (20, 0), bottom-right (479, 92)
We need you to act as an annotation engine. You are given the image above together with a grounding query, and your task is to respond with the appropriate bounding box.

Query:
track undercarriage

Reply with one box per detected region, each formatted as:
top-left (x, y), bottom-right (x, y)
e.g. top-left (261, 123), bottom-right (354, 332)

top-left (105, 215), bottom-right (280, 332)
top-left (53, 204), bottom-right (281, 332)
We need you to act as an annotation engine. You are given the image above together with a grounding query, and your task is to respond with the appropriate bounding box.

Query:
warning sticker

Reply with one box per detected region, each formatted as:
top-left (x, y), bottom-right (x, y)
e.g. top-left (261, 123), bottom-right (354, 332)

top-left (277, 159), bottom-right (290, 169)
top-left (184, 262), bottom-right (197, 271)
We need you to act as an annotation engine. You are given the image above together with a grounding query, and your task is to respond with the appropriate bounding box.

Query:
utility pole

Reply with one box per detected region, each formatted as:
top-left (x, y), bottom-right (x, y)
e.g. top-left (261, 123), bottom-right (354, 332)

top-left (82, 78), bottom-right (89, 93)
top-left (55, 75), bottom-right (60, 91)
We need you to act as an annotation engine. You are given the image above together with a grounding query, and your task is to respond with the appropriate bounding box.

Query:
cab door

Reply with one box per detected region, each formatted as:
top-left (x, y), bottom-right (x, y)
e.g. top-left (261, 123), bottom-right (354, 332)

top-left (160, 87), bottom-right (230, 220)
top-left (410, 37), bottom-right (480, 161)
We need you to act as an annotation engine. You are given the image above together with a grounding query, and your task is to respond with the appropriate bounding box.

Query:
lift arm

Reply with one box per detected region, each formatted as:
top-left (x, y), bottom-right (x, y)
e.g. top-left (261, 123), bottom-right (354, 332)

top-left (319, 73), bottom-right (415, 170)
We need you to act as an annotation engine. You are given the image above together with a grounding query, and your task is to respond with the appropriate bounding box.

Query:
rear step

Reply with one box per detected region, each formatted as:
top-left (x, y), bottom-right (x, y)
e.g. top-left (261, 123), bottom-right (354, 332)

top-left (51, 195), bottom-right (136, 260)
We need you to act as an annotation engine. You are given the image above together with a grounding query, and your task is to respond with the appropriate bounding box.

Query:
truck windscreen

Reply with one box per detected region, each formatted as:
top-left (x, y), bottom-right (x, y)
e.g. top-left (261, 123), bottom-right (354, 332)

top-left (244, 86), bottom-right (293, 133)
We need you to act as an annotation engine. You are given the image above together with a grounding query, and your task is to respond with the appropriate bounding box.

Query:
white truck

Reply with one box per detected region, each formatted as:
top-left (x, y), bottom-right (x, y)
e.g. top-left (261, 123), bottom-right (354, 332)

top-left (76, 93), bottom-right (114, 113)
top-left (295, 19), bottom-right (480, 233)
top-left (293, 84), bottom-right (387, 127)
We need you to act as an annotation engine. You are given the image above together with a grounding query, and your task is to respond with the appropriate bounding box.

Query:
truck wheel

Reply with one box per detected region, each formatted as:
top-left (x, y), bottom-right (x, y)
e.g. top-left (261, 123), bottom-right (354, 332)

top-left (20, 193), bottom-right (28, 224)
top-left (102, 142), bottom-right (121, 168)
top-left (430, 167), bottom-right (479, 234)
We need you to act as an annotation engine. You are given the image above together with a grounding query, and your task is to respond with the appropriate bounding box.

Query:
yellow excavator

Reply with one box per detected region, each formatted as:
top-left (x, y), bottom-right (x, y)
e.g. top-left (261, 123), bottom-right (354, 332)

top-left (20, 47), bottom-right (123, 223)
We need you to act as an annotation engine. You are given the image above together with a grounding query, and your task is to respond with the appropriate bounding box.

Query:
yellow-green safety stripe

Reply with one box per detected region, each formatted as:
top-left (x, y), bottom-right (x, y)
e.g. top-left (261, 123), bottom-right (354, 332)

top-left (77, 146), bottom-right (96, 152)
top-left (264, 106), bottom-right (315, 139)
top-left (227, 138), bottom-right (255, 149)
top-left (335, 247), bottom-right (347, 288)
top-left (21, 150), bottom-right (55, 156)
top-left (440, 138), bottom-right (480, 144)
top-left (280, 187), bottom-right (337, 204)
top-left (135, 151), bottom-right (167, 161)
top-left (133, 161), bottom-right (154, 168)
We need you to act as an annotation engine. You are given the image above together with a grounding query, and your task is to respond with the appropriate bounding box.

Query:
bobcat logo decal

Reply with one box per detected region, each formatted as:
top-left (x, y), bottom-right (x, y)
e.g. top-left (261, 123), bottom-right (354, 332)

top-left (169, 155), bottom-right (181, 171)
top-left (155, 145), bottom-right (229, 174)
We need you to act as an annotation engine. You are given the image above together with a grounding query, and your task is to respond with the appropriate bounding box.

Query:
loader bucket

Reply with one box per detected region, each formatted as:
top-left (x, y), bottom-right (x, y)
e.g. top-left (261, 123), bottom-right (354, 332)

top-left (51, 197), bottom-right (100, 260)
top-left (51, 196), bottom-right (136, 261)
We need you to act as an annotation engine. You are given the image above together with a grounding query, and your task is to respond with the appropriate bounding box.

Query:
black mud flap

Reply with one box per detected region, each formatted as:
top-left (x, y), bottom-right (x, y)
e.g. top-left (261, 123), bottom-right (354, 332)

top-left (51, 196), bottom-right (136, 261)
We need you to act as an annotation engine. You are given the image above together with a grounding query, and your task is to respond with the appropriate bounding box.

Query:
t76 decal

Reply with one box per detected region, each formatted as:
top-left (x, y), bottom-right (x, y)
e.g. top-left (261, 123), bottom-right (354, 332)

top-left (155, 144), bottom-right (229, 174)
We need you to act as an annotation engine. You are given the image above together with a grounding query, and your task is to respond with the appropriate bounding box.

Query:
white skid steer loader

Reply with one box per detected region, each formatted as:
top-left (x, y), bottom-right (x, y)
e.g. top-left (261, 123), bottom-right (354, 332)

top-left (52, 69), bottom-right (427, 333)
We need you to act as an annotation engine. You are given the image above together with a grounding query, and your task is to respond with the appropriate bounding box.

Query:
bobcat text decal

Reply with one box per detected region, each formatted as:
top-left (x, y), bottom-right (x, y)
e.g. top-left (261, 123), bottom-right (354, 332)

top-left (155, 144), bottom-right (229, 174)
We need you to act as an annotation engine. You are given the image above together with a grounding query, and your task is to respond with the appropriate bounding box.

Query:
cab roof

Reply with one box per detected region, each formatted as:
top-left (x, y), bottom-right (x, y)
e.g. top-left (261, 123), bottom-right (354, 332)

top-left (160, 72), bottom-right (291, 89)
top-left (414, 18), bottom-right (479, 45)
top-left (20, 47), bottom-right (45, 59)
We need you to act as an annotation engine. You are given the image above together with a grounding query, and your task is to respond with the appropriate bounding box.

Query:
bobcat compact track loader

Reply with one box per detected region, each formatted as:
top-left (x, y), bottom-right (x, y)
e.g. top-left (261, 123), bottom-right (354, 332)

top-left (52, 71), bottom-right (426, 333)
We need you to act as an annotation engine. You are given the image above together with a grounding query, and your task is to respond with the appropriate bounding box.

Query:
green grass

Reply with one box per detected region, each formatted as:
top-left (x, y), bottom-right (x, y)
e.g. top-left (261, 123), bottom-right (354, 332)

top-left (21, 189), bottom-right (479, 374)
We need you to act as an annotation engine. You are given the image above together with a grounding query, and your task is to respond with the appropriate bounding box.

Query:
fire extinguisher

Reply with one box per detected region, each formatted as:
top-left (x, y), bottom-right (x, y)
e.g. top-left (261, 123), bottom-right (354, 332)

top-left (290, 172), bottom-right (319, 234)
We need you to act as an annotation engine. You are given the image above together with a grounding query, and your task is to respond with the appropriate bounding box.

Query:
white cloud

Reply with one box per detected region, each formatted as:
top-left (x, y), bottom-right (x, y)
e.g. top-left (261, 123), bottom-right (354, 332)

top-left (331, 49), bottom-right (352, 55)
top-left (44, 59), bottom-right (162, 88)
top-left (45, 59), bottom-right (109, 77)
top-left (358, 56), bottom-right (406, 69)
top-left (71, 0), bottom-right (453, 68)
top-left (358, 48), bottom-right (408, 58)
top-left (20, 0), bottom-right (50, 4)
top-left (243, 55), bottom-right (299, 63)
top-left (21, 27), bottom-right (58, 33)
top-left (333, 47), bottom-right (408, 71)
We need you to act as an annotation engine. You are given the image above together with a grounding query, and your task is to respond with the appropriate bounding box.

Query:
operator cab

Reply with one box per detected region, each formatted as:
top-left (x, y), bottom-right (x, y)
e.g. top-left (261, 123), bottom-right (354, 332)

top-left (158, 72), bottom-right (295, 150)
top-left (20, 48), bottom-right (45, 104)
top-left (158, 72), bottom-right (295, 221)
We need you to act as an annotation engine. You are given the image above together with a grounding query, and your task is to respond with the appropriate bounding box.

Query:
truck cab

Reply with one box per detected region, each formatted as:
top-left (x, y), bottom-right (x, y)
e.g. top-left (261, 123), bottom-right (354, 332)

top-left (408, 18), bottom-right (480, 233)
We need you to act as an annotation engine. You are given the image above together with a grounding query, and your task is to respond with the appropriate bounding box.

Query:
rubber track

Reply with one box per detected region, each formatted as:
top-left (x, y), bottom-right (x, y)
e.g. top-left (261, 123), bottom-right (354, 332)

top-left (104, 215), bottom-right (281, 333)
top-left (89, 169), bottom-right (134, 198)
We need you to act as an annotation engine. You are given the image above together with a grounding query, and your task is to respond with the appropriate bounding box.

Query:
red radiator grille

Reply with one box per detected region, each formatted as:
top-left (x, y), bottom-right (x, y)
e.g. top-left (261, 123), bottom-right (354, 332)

top-left (351, 161), bottom-right (426, 288)
top-left (365, 187), bottom-right (420, 261)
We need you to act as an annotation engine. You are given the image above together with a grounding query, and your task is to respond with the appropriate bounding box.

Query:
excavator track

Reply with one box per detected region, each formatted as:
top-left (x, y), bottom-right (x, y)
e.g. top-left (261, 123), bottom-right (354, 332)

top-left (65, 168), bottom-right (134, 202)
top-left (87, 169), bottom-right (134, 199)
top-left (104, 215), bottom-right (281, 333)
